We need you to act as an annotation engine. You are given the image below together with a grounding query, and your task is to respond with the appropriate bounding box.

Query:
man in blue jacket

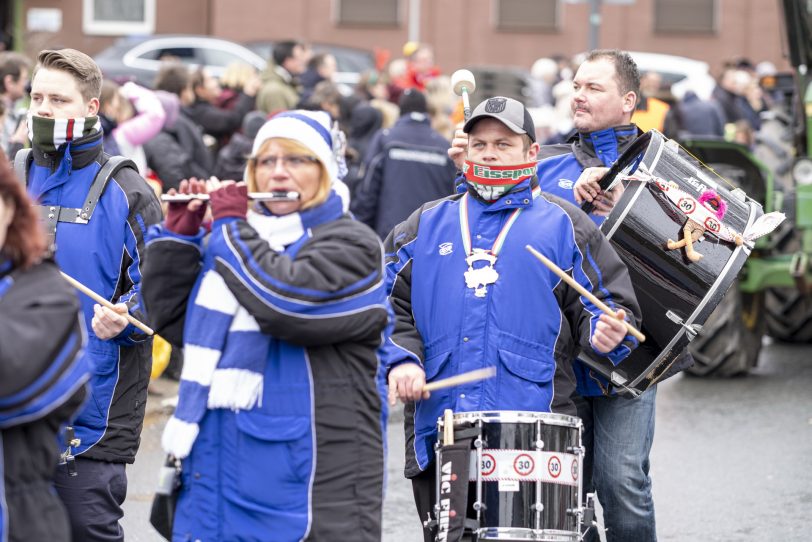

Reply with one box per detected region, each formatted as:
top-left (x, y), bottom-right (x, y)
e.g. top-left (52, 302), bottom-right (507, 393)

top-left (20, 48), bottom-right (162, 541)
top-left (446, 51), bottom-right (668, 542)
top-left (385, 95), bottom-right (642, 542)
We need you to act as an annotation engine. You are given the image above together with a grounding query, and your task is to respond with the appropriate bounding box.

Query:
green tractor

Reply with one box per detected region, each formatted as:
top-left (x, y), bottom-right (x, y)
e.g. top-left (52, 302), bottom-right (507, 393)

top-left (680, 0), bottom-right (812, 376)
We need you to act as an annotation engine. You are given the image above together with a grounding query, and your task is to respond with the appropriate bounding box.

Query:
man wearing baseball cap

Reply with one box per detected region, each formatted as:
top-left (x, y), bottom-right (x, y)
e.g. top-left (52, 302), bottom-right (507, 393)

top-left (382, 95), bottom-right (642, 541)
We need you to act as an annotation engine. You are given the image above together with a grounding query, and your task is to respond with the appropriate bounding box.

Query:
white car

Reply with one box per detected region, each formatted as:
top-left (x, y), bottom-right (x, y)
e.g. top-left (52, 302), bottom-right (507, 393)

top-left (627, 51), bottom-right (717, 100)
top-left (95, 35), bottom-right (268, 88)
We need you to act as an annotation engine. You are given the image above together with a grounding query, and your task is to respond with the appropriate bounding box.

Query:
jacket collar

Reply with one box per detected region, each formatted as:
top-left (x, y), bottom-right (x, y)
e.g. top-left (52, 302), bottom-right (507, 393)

top-left (462, 176), bottom-right (539, 213)
top-left (569, 124), bottom-right (641, 168)
top-left (31, 129), bottom-right (104, 171)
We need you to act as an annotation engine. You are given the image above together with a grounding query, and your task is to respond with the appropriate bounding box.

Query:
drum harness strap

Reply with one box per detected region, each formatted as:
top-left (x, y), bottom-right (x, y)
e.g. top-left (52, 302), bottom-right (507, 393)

top-left (14, 148), bottom-right (138, 254)
top-left (431, 425), bottom-right (480, 541)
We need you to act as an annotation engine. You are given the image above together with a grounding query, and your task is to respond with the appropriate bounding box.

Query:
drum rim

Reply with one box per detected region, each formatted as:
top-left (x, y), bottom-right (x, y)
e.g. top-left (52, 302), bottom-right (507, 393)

top-left (476, 526), bottom-right (580, 541)
top-left (448, 410), bottom-right (582, 428)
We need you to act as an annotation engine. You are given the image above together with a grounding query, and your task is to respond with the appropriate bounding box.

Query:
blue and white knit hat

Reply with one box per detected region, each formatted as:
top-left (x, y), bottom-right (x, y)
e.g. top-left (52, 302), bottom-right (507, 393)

top-left (250, 110), bottom-right (348, 181)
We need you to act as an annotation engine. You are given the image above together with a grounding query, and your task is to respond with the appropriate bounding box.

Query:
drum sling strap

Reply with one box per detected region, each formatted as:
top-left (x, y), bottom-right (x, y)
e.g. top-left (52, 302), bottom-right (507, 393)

top-left (434, 426), bottom-right (480, 542)
top-left (14, 148), bottom-right (138, 252)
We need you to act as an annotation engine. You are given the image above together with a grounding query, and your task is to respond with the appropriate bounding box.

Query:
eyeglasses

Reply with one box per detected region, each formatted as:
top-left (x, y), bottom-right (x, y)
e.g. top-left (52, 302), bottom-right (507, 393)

top-left (253, 154), bottom-right (319, 171)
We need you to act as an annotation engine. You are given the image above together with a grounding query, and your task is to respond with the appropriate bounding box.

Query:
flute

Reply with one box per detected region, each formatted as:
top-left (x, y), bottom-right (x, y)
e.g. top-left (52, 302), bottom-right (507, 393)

top-left (161, 191), bottom-right (300, 203)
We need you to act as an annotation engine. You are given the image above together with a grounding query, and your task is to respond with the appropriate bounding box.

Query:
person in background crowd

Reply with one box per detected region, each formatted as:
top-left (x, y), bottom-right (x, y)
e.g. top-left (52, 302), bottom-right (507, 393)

top-left (401, 42), bottom-right (441, 92)
top-left (424, 75), bottom-right (455, 141)
top-left (146, 63), bottom-right (214, 190)
top-left (0, 150), bottom-right (89, 542)
top-left (217, 62), bottom-right (258, 110)
top-left (663, 88), bottom-right (725, 140)
top-left (342, 102), bottom-right (383, 195)
top-left (298, 52), bottom-right (337, 105)
top-left (631, 71), bottom-right (670, 132)
top-left (300, 80), bottom-right (342, 121)
top-left (184, 67), bottom-right (259, 146)
top-left (21, 48), bottom-right (162, 542)
top-left (213, 110), bottom-right (267, 181)
top-left (351, 89), bottom-right (455, 239)
top-left (98, 79), bottom-right (165, 175)
top-left (141, 110), bottom-right (390, 542)
top-left (257, 40), bottom-right (307, 114)
top-left (0, 52), bottom-right (29, 156)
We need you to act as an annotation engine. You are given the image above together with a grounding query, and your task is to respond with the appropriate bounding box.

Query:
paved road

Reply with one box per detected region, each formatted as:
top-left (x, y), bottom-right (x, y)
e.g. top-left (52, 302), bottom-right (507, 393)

top-left (122, 339), bottom-right (811, 541)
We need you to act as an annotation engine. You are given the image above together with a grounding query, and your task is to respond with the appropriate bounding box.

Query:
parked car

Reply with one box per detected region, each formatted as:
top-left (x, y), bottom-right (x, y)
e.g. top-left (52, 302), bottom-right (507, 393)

top-left (627, 51), bottom-right (717, 100)
top-left (244, 41), bottom-right (375, 90)
top-left (573, 51), bottom-right (717, 100)
top-left (94, 35), bottom-right (267, 88)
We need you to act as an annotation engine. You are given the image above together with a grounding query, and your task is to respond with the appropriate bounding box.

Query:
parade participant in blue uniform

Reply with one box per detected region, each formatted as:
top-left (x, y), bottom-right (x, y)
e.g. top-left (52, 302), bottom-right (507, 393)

top-left (385, 96), bottom-right (642, 541)
top-left (0, 152), bottom-right (89, 542)
top-left (17, 48), bottom-right (162, 541)
top-left (141, 110), bottom-right (391, 541)
top-left (538, 50), bottom-right (668, 542)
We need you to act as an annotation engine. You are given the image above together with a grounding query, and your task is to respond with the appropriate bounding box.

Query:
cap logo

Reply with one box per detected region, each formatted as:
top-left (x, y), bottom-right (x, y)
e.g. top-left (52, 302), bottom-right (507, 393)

top-left (484, 98), bottom-right (507, 113)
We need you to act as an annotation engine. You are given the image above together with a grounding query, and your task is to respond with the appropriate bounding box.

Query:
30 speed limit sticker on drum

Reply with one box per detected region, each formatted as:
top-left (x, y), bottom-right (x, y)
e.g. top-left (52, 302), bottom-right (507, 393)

top-left (468, 449), bottom-right (579, 486)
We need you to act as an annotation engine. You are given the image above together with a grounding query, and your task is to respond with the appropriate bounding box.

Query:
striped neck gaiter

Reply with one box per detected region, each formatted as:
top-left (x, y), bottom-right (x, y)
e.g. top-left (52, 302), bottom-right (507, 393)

top-left (27, 114), bottom-right (101, 153)
top-left (463, 159), bottom-right (537, 201)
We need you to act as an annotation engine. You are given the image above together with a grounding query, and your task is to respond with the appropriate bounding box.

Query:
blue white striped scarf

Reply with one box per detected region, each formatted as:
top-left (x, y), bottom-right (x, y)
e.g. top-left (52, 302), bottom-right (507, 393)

top-left (161, 194), bottom-right (344, 458)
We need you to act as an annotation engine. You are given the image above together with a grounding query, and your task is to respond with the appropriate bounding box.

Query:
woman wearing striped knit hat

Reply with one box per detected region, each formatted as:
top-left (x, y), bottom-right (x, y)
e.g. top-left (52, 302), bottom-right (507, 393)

top-left (141, 109), bottom-right (391, 541)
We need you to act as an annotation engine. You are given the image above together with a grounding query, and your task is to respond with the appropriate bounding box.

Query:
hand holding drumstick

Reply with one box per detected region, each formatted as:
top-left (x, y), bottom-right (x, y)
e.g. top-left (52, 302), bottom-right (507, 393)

top-left (525, 245), bottom-right (645, 348)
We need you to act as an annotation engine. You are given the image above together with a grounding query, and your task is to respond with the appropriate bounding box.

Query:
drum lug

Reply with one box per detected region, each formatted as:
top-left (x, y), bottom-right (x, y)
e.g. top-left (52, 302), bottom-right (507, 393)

top-left (666, 310), bottom-right (703, 340)
top-left (473, 438), bottom-right (483, 449)
top-left (567, 445), bottom-right (584, 455)
top-left (535, 439), bottom-right (545, 450)
top-left (472, 501), bottom-right (486, 512)
top-left (532, 503), bottom-right (545, 512)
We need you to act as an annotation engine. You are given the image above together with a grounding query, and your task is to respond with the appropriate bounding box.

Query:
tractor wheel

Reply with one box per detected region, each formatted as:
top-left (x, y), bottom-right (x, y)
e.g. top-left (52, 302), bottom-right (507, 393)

top-left (764, 288), bottom-right (812, 342)
top-left (761, 208), bottom-right (812, 342)
top-left (686, 286), bottom-right (765, 377)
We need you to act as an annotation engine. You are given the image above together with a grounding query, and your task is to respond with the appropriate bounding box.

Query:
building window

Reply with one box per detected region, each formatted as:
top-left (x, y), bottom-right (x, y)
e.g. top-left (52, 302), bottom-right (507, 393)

top-left (495, 0), bottom-right (559, 32)
top-left (654, 0), bottom-right (716, 33)
top-left (82, 0), bottom-right (156, 36)
top-left (334, 0), bottom-right (400, 26)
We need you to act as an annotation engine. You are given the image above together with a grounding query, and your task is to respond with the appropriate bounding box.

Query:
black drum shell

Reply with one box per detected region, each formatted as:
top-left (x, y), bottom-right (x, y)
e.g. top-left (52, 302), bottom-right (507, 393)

top-left (579, 131), bottom-right (762, 393)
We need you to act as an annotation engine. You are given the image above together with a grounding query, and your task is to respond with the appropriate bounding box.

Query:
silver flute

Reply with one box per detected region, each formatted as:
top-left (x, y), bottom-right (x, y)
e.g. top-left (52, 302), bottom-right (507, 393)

top-left (161, 191), bottom-right (300, 202)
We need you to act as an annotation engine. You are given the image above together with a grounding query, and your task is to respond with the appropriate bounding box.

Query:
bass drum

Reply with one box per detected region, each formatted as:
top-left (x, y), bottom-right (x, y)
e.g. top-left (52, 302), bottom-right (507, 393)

top-left (578, 130), bottom-right (763, 394)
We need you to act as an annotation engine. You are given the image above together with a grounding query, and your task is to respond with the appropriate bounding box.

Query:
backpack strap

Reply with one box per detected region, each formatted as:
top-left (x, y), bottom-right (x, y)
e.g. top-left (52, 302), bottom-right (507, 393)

top-left (13, 148), bottom-right (32, 187)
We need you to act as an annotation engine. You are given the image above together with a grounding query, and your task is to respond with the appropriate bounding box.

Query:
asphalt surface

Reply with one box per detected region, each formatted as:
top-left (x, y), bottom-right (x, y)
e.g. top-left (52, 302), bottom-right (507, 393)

top-left (122, 338), bottom-right (811, 541)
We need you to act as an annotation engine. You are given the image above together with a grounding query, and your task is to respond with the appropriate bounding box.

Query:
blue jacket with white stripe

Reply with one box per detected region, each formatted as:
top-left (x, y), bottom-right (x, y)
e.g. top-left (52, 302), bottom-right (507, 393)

top-left (23, 130), bottom-right (162, 463)
top-left (382, 178), bottom-right (641, 476)
top-left (141, 192), bottom-right (391, 541)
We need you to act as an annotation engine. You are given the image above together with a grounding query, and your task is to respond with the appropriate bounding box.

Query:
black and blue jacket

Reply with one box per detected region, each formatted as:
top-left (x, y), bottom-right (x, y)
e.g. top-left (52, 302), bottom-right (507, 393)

top-left (24, 130), bottom-right (162, 463)
top-left (536, 125), bottom-right (645, 396)
top-left (141, 192), bottom-right (391, 541)
top-left (383, 178), bottom-right (642, 475)
top-left (0, 258), bottom-right (88, 542)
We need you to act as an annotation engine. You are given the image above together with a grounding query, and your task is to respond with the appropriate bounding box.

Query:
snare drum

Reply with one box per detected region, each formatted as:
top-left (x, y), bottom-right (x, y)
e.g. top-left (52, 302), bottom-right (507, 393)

top-left (436, 411), bottom-right (585, 541)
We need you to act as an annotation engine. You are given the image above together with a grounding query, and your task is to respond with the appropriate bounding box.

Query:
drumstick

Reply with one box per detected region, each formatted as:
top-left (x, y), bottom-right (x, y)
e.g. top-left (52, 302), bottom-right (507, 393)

top-left (443, 409), bottom-right (454, 446)
top-left (60, 272), bottom-right (155, 336)
top-left (524, 245), bottom-right (646, 343)
top-left (423, 366), bottom-right (497, 393)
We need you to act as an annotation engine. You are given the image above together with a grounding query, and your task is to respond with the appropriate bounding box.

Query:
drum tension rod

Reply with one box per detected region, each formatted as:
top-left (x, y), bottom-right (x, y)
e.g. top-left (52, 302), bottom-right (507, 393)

top-left (666, 310), bottom-right (703, 341)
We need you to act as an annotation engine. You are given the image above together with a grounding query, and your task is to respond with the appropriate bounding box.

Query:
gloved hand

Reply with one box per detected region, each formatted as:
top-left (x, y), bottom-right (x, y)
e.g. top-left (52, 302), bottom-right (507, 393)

top-left (165, 178), bottom-right (207, 235)
top-left (209, 181), bottom-right (249, 221)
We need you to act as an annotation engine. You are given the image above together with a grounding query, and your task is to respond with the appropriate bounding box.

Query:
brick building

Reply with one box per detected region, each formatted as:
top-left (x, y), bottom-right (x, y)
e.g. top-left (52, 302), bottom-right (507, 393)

top-left (3, 0), bottom-right (791, 77)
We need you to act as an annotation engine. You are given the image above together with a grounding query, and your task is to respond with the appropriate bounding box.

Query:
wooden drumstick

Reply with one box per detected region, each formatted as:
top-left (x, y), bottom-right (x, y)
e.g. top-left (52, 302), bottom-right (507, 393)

top-left (443, 409), bottom-right (454, 446)
top-left (60, 271), bottom-right (155, 336)
top-left (422, 366), bottom-right (497, 393)
top-left (525, 245), bottom-right (645, 343)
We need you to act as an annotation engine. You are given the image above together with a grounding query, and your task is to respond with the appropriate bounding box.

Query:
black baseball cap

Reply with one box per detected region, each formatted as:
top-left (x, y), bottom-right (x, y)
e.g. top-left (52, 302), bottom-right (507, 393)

top-left (463, 96), bottom-right (536, 143)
